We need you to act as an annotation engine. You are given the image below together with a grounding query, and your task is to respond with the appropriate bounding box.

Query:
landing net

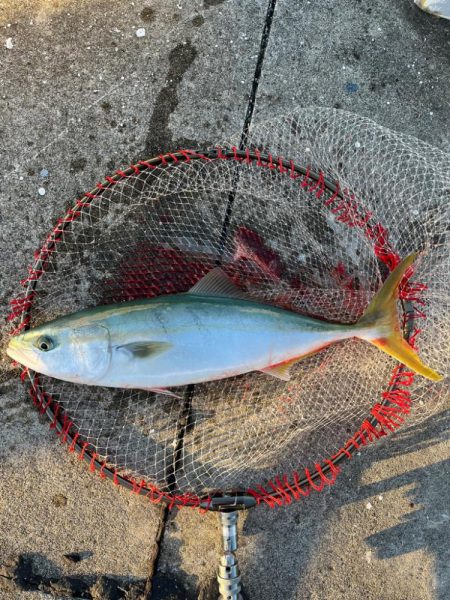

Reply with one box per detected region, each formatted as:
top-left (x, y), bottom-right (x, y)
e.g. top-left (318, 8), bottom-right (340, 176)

top-left (7, 109), bottom-right (449, 508)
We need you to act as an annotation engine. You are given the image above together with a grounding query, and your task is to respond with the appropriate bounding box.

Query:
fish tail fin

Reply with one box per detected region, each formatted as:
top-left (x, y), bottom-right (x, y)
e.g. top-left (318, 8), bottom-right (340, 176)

top-left (357, 252), bottom-right (443, 382)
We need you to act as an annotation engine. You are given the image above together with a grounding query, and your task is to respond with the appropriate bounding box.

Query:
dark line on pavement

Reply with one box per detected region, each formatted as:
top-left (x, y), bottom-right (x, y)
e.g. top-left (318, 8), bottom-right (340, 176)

top-left (217, 0), bottom-right (278, 259)
top-left (240, 0), bottom-right (277, 149)
top-left (142, 42), bottom-right (200, 598)
top-left (143, 504), bottom-right (171, 599)
top-left (166, 384), bottom-right (195, 494)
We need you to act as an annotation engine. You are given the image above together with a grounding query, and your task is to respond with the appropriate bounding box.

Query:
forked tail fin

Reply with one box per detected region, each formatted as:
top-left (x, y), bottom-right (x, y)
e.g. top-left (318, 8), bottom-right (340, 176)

top-left (357, 253), bottom-right (443, 382)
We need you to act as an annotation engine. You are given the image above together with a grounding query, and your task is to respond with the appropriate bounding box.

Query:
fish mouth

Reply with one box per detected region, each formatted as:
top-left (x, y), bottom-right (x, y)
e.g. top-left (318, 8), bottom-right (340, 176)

top-left (6, 337), bottom-right (42, 371)
top-left (7, 339), bottom-right (28, 366)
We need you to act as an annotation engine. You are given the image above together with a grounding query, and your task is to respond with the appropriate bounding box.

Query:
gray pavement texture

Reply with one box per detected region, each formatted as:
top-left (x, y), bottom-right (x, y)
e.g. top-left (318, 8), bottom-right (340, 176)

top-left (0, 0), bottom-right (449, 599)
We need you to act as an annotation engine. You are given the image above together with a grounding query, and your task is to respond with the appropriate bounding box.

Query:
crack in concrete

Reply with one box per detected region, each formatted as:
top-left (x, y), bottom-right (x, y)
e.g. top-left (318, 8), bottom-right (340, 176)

top-left (142, 504), bottom-right (170, 599)
top-left (217, 0), bottom-right (278, 261)
top-left (139, 39), bottom-right (202, 600)
top-left (240, 0), bottom-right (277, 148)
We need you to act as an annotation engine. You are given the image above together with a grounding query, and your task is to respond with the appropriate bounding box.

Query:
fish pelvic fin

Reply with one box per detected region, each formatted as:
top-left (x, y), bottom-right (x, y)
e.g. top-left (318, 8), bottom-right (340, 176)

top-left (357, 252), bottom-right (443, 382)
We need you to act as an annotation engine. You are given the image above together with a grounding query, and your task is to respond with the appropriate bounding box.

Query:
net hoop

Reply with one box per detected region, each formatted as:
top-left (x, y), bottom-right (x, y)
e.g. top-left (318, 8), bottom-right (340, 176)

top-left (7, 148), bottom-right (426, 511)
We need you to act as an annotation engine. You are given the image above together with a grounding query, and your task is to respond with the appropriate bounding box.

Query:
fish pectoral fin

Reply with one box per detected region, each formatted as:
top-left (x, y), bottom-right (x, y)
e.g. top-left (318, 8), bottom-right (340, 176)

top-left (117, 341), bottom-right (172, 359)
top-left (188, 267), bottom-right (250, 300)
top-left (145, 387), bottom-right (183, 399)
top-left (259, 356), bottom-right (303, 381)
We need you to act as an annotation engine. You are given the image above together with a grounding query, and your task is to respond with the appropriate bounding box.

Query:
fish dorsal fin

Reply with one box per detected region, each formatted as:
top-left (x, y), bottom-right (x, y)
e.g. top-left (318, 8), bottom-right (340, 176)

top-left (188, 268), bottom-right (249, 300)
top-left (259, 356), bottom-right (304, 381)
top-left (117, 341), bottom-right (172, 358)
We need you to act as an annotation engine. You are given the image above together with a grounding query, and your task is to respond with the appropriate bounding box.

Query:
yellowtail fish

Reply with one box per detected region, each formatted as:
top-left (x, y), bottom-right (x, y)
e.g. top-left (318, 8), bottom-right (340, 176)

top-left (415, 0), bottom-right (450, 20)
top-left (6, 254), bottom-right (443, 395)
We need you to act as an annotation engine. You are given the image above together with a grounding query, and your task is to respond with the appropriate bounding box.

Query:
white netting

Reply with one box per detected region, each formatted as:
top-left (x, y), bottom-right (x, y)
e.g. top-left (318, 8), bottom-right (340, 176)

top-left (7, 108), bottom-right (449, 499)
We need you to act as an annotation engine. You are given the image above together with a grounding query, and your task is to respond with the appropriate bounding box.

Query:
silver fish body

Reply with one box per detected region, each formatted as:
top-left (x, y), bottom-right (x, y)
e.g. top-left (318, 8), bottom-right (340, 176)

top-left (91, 295), bottom-right (369, 388)
top-left (6, 258), bottom-right (443, 388)
top-left (7, 294), bottom-right (368, 389)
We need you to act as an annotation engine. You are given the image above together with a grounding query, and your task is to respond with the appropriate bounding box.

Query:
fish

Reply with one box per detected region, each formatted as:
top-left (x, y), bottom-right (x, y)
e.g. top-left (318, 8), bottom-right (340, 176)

top-left (6, 253), bottom-right (443, 395)
top-left (415, 0), bottom-right (450, 20)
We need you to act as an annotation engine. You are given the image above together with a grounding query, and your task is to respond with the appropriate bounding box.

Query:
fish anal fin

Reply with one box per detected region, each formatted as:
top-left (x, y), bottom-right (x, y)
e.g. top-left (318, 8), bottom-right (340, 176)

top-left (117, 341), bottom-right (172, 358)
top-left (188, 268), bottom-right (249, 299)
top-left (259, 346), bottom-right (328, 381)
top-left (260, 356), bottom-right (304, 381)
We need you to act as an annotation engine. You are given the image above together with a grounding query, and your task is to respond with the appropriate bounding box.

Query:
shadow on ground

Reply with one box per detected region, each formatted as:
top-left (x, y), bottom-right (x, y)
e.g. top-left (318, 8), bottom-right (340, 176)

top-left (239, 408), bottom-right (450, 600)
top-left (363, 410), bottom-right (450, 600)
top-left (1, 409), bottom-right (448, 599)
top-left (0, 552), bottom-right (146, 600)
top-left (0, 550), bottom-right (200, 600)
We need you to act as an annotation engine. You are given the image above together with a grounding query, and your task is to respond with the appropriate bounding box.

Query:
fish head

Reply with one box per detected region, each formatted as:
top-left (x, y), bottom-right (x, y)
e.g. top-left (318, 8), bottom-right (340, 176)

top-left (7, 322), bottom-right (111, 384)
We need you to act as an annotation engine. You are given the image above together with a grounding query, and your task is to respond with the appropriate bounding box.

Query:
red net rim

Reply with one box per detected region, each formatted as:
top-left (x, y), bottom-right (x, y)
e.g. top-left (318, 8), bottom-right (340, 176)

top-left (7, 148), bottom-right (426, 511)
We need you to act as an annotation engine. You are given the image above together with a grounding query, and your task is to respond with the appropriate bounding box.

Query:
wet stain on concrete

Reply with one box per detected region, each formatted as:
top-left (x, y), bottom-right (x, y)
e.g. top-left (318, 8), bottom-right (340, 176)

top-left (0, 553), bottom-right (146, 599)
top-left (51, 493), bottom-right (68, 508)
top-left (204, 0), bottom-right (226, 7)
top-left (100, 101), bottom-right (112, 113)
top-left (70, 157), bottom-right (87, 173)
top-left (192, 15), bottom-right (205, 27)
top-left (141, 7), bottom-right (156, 23)
top-left (345, 82), bottom-right (360, 93)
top-left (143, 41), bottom-right (199, 158)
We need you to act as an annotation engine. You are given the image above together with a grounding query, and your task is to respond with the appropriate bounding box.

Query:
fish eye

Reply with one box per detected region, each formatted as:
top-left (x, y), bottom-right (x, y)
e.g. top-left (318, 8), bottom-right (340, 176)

top-left (36, 336), bottom-right (54, 352)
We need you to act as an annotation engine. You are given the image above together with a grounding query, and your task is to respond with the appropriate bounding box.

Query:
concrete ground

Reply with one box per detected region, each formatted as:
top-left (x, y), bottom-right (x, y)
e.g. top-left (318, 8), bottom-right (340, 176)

top-left (0, 0), bottom-right (449, 598)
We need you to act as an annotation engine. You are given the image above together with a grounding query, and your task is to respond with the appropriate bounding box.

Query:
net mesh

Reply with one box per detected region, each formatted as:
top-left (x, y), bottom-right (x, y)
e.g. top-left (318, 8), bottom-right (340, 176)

top-left (7, 108), bottom-right (449, 503)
